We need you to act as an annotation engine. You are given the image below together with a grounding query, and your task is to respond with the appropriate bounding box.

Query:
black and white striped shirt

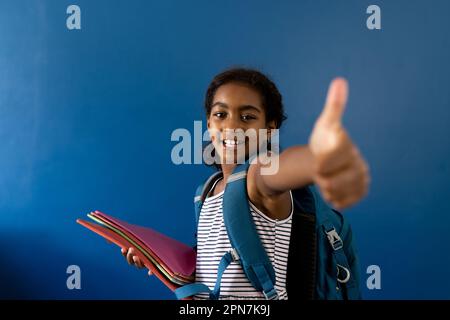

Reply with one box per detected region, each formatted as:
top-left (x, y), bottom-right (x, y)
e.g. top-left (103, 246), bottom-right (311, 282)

top-left (195, 178), bottom-right (293, 300)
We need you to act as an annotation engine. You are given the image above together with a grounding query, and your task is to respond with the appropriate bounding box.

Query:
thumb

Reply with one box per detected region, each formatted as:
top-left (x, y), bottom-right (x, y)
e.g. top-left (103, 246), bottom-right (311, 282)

top-left (319, 77), bottom-right (348, 127)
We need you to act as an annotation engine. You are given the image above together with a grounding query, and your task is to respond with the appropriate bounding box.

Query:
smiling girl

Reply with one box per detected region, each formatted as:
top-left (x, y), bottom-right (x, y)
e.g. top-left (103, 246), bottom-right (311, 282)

top-left (124, 68), bottom-right (370, 300)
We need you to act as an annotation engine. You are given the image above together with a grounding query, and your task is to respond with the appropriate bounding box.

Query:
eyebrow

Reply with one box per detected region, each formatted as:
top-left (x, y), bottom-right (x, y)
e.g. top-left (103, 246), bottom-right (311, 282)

top-left (211, 102), bottom-right (262, 113)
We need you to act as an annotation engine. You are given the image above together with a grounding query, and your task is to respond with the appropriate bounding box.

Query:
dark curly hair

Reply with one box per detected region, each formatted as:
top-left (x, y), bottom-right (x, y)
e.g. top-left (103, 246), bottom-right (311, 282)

top-left (204, 67), bottom-right (287, 128)
top-left (204, 67), bottom-right (287, 170)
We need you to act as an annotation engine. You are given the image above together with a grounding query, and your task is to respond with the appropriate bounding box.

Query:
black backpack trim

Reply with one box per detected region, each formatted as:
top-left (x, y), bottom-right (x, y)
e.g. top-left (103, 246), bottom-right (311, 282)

top-left (286, 186), bottom-right (318, 300)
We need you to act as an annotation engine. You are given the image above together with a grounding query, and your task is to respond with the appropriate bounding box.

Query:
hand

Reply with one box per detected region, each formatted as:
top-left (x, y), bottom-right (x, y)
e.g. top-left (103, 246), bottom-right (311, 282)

top-left (309, 78), bottom-right (370, 210)
top-left (121, 247), bottom-right (153, 276)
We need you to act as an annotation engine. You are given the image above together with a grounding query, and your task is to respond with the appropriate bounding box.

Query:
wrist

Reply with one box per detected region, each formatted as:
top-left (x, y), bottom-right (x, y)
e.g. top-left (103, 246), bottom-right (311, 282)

top-left (304, 144), bottom-right (316, 185)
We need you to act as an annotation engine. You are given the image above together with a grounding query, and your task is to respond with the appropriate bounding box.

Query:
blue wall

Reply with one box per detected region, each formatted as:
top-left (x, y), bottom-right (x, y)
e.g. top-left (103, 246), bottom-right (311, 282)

top-left (1, 0), bottom-right (449, 299)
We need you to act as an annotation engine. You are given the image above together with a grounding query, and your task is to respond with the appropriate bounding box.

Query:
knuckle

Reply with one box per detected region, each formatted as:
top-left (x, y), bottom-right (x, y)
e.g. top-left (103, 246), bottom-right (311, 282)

top-left (361, 162), bottom-right (370, 177)
top-left (364, 175), bottom-right (370, 188)
top-left (350, 146), bottom-right (360, 158)
top-left (322, 190), bottom-right (332, 202)
top-left (315, 159), bottom-right (327, 175)
top-left (355, 163), bottom-right (367, 182)
top-left (362, 160), bottom-right (370, 172)
top-left (356, 187), bottom-right (366, 200)
top-left (322, 181), bottom-right (334, 194)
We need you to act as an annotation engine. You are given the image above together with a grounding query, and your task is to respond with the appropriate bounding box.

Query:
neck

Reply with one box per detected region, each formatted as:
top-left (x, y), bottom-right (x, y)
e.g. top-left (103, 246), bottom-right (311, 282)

top-left (220, 163), bottom-right (237, 183)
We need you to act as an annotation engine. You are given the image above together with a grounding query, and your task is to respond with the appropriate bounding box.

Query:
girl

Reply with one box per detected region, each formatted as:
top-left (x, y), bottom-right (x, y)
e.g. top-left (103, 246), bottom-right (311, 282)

top-left (123, 68), bottom-right (370, 299)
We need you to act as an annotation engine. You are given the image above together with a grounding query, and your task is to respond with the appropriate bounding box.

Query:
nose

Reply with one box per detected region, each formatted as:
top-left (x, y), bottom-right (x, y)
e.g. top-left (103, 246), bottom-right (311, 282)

top-left (221, 115), bottom-right (245, 136)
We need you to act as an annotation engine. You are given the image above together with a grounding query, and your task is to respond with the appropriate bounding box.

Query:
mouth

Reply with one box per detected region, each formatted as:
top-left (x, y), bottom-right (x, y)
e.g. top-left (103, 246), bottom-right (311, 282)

top-left (222, 138), bottom-right (245, 149)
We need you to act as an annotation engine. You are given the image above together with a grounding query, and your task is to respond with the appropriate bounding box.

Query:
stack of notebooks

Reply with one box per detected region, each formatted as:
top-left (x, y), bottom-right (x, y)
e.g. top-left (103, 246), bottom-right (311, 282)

top-left (77, 211), bottom-right (196, 293)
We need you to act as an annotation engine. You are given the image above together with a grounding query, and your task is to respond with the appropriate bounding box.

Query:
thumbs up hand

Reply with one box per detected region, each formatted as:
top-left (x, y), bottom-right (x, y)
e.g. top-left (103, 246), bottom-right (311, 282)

top-left (309, 78), bottom-right (370, 210)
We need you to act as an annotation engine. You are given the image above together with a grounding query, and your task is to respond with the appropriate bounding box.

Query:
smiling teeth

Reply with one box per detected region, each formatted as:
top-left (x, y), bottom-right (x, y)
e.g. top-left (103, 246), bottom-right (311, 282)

top-left (223, 139), bottom-right (243, 146)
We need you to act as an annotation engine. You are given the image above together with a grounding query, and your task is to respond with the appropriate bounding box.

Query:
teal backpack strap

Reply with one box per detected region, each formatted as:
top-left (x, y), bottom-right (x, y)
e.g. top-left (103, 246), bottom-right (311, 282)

top-left (175, 171), bottom-right (224, 300)
top-left (176, 161), bottom-right (278, 300)
top-left (321, 220), bottom-right (360, 299)
top-left (194, 171), bottom-right (223, 225)
top-left (175, 283), bottom-right (213, 299)
top-left (175, 249), bottom-right (239, 300)
top-left (193, 184), bottom-right (203, 226)
top-left (222, 162), bottom-right (278, 300)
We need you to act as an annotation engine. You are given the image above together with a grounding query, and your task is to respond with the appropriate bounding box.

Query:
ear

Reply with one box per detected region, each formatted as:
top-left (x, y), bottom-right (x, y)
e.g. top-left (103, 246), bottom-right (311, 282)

top-left (207, 119), bottom-right (210, 130)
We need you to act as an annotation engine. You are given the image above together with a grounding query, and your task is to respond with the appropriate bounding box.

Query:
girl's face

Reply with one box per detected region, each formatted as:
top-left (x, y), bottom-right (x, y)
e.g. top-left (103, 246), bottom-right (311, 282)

top-left (207, 82), bottom-right (275, 165)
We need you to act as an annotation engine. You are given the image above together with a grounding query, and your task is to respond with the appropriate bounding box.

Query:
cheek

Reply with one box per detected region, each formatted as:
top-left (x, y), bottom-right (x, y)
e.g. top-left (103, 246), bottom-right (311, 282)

top-left (208, 129), bottom-right (223, 147)
top-left (207, 119), bottom-right (217, 139)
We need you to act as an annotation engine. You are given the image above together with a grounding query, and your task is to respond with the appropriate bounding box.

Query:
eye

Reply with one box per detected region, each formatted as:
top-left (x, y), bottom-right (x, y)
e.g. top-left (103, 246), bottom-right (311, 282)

top-left (241, 114), bottom-right (256, 121)
top-left (213, 112), bottom-right (226, 119)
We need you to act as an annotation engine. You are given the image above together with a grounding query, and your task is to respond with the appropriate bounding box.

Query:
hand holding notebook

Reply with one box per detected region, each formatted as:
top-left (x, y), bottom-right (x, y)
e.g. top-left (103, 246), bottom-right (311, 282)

top-left (121, 247), bottom-right (148, 270)
top-left (77, 210), bottom-right (196, 295)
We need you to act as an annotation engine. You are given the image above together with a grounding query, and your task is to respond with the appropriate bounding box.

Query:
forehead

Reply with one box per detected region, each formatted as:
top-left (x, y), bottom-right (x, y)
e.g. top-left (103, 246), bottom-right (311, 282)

top-left (212, 82), bottom-right (263, 107)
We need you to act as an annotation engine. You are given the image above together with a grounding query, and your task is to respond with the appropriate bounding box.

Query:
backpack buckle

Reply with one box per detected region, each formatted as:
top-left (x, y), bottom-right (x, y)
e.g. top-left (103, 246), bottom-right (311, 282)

top-left (336, 264), bottom-right (351, 284)
top-left (325, 228), bottom-right (343, 251)
top-left (263, 287), bottom-right (278, 300)
top-left (229, 248), bottom-right (240, 262)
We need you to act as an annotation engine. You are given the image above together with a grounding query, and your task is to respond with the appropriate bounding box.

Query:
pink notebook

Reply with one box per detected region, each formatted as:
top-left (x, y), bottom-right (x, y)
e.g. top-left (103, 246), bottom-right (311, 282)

top-left (77, 210), bottom-right (196, 290)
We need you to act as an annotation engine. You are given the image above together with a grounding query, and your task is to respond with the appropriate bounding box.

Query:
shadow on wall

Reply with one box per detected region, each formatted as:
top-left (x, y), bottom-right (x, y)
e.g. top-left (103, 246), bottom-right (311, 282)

top-left (0, 230), bottom-right (78, 299)
top-left (0, 232), bottom-right (44, 299)
top-left (0, 227), bottom-right (177, 300)
top-left (0, 253), bottom-right (28, 299)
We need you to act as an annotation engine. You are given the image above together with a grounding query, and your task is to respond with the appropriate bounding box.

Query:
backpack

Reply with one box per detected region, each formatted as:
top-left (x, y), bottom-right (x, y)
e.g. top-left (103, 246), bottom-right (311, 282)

top-left (174, 161), bottom-right (362, 300)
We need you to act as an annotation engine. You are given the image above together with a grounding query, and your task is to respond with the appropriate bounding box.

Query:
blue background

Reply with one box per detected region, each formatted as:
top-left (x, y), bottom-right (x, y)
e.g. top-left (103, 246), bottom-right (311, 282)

top-left (1, 0), bottom-right (449, 299)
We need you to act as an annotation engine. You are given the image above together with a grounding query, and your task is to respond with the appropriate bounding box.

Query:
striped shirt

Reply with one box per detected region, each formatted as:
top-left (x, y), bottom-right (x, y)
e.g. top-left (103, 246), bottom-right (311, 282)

top-left (194, 178), bottom-right (293, 300)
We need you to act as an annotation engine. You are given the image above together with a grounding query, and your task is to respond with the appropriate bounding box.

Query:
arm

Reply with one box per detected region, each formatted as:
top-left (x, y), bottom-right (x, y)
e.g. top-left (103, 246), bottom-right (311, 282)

top-left (254, 78), bottom-right (370, 210)
top-left (254, 145), bottom-right (315, 196)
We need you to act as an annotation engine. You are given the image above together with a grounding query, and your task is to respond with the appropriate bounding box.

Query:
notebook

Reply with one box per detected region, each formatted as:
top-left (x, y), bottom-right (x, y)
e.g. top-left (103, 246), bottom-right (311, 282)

top-left (77, 210), bottom-right (196, 293)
